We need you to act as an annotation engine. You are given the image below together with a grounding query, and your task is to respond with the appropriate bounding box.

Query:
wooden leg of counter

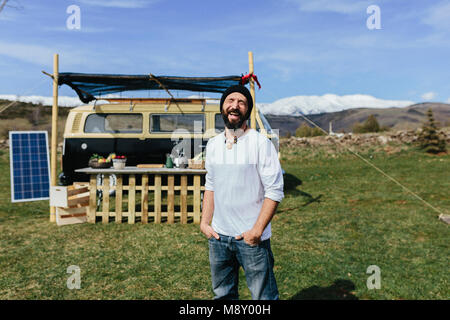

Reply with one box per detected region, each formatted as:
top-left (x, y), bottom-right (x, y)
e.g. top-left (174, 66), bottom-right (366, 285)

top-left (141, 174), bottom-right (149, 224)
top-left (115, 175), bottom-right (123, 223)
top-left (88, 174), bottom-right (97, 223)
top-left (128, 174), bottom-right (136, 224)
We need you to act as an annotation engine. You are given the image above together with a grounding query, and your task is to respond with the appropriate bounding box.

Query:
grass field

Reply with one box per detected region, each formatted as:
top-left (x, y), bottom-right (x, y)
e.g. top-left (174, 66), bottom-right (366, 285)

top-left (0, 143), bottom-right (448, 300)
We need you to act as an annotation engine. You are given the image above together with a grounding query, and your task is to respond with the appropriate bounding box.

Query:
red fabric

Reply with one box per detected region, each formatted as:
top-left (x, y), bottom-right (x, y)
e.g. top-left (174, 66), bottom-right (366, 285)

top-left (240, 73), bottom-right (261, 89)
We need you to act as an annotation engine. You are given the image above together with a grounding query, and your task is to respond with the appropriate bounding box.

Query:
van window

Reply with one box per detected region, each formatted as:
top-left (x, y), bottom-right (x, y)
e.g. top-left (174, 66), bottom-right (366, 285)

top-left (150, 114), bottom-right (205, 133)
top-left (84, 114), bottom-right (143, 133)
top-left (215, 113), bottom-right (225, 133)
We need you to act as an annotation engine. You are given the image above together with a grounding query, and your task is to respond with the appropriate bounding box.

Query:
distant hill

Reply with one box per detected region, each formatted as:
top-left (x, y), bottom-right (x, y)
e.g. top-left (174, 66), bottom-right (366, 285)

top-left (1, 99), bottom-right (449, 140)
top-left (265, 103), bottom-right (450, 137)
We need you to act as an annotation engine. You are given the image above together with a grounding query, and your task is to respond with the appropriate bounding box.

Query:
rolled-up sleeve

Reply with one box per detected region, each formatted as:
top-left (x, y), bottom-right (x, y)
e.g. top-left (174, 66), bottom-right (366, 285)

top-left (257, 137), bottom-right (284, 203)
top-left (204, 140), bottom-right (214, 191)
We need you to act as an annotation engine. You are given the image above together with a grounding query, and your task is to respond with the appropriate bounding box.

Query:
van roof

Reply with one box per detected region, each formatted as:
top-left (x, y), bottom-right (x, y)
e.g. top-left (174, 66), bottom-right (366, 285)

top-left (69, 98), bottom-right (221, 112)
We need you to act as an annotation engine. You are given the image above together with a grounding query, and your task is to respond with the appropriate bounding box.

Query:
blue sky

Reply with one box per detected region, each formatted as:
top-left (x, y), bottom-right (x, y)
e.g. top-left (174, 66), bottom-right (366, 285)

top-left (0, 0), bottom-right (449, 104)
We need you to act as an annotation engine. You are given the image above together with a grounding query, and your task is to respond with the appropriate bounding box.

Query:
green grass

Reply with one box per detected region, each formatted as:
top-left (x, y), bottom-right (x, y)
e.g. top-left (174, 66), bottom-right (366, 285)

top-left (0, 145), bottom-right (448, 300)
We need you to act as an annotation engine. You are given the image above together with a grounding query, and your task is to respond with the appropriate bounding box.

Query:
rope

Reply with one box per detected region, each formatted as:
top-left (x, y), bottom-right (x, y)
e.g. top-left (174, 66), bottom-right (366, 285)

top-left (260, 89), bottom-right (447, 216)
top-left (149, 73), bottom-right (184, 114)
top-left (294, 109), bottom-right (447, 216)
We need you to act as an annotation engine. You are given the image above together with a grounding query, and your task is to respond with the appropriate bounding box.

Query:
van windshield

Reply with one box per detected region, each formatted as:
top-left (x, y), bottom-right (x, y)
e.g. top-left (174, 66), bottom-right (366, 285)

top-left (84, 114), bottom-right (143, 133)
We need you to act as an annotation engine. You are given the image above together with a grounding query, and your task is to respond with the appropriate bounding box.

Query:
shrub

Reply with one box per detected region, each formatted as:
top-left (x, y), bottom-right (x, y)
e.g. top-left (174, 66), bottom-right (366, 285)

top-left (418, 109), bottom-right (446, 154)
top-left (295, 123), bottom-right (326, 137)
top-left (0, 118), bottom-right (32, 139)
top-left (352, 114), bottom-right (382, 133)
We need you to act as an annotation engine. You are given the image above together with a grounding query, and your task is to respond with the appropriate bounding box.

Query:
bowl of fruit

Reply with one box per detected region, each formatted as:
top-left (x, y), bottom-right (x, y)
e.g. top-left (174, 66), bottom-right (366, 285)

top-left (88, 153), bottom-right (113, 168)
top-left (112, 155), bottom-right (127, 170)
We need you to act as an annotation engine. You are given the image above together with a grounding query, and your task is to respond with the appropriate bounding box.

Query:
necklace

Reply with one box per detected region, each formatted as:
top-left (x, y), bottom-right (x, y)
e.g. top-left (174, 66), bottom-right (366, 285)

top-left (225, 136), bottom-right (237, 149)
top-left (224, 126), bottom-right (248, 149)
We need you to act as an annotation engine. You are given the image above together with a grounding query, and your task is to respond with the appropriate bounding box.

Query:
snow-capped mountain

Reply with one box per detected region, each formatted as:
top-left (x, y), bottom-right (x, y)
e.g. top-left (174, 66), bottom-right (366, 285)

top-left (1, 93), bottom-right (415, 115)
top-left (0, 94), bottom-right (84, 107)
top-left (257, 94), bottom-right (415, 115)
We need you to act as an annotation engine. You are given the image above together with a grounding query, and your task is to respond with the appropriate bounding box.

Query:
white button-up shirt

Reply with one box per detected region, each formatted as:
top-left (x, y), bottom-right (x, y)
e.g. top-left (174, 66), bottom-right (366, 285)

top-left (204, 129), bottom-right (284, 241)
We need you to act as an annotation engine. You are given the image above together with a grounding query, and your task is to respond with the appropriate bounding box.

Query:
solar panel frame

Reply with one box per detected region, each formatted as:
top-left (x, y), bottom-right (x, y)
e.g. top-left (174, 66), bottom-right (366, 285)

top-left (9, 131), bottom-right (51, 203)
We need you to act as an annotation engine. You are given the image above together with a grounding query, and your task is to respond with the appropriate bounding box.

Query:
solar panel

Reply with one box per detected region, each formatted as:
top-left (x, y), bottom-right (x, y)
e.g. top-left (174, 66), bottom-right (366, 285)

top-left (9, 131), bottom-right (51, 203)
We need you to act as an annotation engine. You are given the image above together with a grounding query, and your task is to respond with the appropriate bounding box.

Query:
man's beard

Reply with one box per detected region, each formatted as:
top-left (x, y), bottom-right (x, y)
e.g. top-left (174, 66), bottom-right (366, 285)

top-left (221, 109), bottom-right (248, 130)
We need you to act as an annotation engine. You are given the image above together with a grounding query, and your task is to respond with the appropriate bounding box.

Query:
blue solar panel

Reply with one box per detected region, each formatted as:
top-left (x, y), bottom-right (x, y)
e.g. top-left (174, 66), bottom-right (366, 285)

top-left (9, 131), bottom-right (51, 202)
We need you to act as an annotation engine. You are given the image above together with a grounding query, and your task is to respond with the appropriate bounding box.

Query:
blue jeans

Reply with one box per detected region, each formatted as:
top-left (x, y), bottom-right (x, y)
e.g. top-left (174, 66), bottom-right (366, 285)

top-left (208, 234), bottom-right (279, 300)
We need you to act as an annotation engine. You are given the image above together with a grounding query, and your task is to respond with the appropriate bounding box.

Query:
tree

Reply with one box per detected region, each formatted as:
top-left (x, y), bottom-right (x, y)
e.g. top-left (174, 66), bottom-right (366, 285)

top-left (418, 108), bottom-right (446, 154)
top-left (295, 123), bottom-right (312, 137)
top-left (295, 123), bottom-right (326, 137)
top-left (352, 114), bottom-right (382, 133)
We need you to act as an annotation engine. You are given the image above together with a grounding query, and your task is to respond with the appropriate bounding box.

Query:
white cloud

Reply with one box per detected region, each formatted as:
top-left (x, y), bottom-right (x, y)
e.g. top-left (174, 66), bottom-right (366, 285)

top-left (0, 95), bottom-right (84, 107)
top-left (257, 94), bottom-right (415, 115)
top-left (0, 41), bottom-right (58, 66)
top-left (287, 0), bottom-right (372, 14)
top-left (422, 1), bottom-right (450, 32)
top-left (78, 0), bottom-right (158, 8)
top-left (446, 97), bottom-right (450, 104)
top-left (421, 92), bottom-right (436, 101)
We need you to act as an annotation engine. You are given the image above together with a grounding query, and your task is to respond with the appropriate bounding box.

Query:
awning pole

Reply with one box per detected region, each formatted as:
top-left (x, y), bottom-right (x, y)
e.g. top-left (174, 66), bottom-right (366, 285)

top-left (248, 51), bottom-right (256, 129)
top-left (50, 53), bottom-right (59, 222)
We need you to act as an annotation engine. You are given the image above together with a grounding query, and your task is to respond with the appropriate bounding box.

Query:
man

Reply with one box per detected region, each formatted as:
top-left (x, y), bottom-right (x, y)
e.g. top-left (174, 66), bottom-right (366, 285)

top-left (200, 85), bottom-right (284, 300)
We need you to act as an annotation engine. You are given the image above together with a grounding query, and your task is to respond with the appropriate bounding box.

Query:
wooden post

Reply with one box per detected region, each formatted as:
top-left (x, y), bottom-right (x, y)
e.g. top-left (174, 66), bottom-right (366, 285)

top-left (141, 174), bottom-right (149, 224)
top-left (167, 175), bottom-right (175, 224)
top-left (180, 175), bottom-right (188, 224)
top-left (154, 175), bottom-right (161, 223)
top-left (128, 174), bottom-right (136, 224)
top-left (115, 175), bottom-right (123, 223)
top-left (102, 175), bottom-right (110, 224)
top-left (193, 175), bottom-right (201, 224)
top-left (87, 174), bottom-right (97, 223)
top-left (50, 53), bottom-right (59, 222)
top-left (248, 51), bottom-right (256, 130)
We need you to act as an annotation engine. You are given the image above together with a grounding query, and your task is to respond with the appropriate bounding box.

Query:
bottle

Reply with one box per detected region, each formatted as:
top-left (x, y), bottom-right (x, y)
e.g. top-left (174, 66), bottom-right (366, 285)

top-left (165, 154), bottom-right (173, 168)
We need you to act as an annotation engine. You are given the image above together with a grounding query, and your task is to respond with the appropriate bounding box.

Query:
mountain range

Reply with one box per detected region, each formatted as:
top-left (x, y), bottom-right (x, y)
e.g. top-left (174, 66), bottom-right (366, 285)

top-left (265, 103), bottom-right (450, 136)
top-left (1, 94), bottom-right (449, 137)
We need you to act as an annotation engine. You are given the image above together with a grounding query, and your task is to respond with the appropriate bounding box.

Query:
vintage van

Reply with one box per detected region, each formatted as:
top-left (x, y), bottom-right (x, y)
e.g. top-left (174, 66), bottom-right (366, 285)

top-left (59, 98), bottom-right (278, 185)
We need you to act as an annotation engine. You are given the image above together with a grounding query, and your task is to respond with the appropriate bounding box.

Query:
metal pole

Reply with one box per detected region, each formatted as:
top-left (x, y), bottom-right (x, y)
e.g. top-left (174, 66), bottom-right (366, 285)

top-left (248, 51), bottom-right (256, 129)
top-left (50, 54), bottom-right (59, 222)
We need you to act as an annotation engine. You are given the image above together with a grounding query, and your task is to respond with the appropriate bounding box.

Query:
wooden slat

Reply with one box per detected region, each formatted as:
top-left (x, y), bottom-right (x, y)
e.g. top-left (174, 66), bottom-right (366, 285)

top-left (137, 164), bottom-right (164, 168)
top-left (67, 199), bottom-right (90, 209)
top-left (67, 194), bottom-right (90, 207)
top-left (141, 174), bottom-right (149, 224)
top-left (154, 174), bottom-right (161, 224)
top-left (180, 175), bottom-right (188, 224)
top-left (115, 175), bottom-right (123, 223)
top-left (193, 175), bottom-right (201, 224)
top-left (120, 185), bottom-right (205, 191)
top-left (167, 175), bottom-right (174, 224)
top-left (102, 175), bottom-right (110, 224)
top-left (128, 174), bottom-right (136, 224)
top-left (88, 175), bottom-right (97, 223)
top-left (56, 207), bottom-right (87, 226)
top-left (67, 186), bottom-right (89, 197)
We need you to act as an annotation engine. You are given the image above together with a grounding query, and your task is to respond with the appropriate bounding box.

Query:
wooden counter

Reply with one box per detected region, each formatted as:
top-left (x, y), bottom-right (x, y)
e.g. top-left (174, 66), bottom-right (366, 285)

top-left (75, 167), bottom-right (207, 225)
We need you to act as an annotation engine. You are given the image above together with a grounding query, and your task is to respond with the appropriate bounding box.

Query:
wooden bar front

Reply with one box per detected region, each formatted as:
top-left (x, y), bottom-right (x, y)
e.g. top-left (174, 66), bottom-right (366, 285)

top-left (75, 167), bottom-right (207, 224)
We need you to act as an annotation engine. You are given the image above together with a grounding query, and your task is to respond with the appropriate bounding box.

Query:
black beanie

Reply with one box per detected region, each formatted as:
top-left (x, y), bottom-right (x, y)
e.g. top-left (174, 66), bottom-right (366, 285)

top-left (220, 85), bottom-right (253, 120)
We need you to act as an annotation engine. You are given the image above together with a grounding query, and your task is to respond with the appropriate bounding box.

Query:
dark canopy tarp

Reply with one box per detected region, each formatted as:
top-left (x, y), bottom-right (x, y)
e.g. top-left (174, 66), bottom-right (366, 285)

top-left (57, 73), bottom-right (249, 103)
